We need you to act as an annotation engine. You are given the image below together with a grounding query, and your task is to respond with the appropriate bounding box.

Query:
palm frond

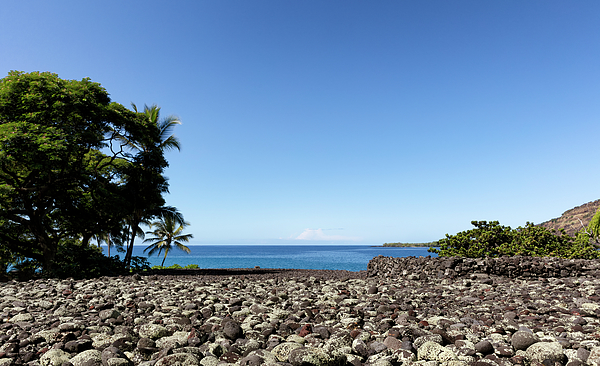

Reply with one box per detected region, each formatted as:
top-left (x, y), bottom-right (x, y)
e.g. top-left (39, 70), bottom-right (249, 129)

top-left (175, 241), bottom-right (192, 253)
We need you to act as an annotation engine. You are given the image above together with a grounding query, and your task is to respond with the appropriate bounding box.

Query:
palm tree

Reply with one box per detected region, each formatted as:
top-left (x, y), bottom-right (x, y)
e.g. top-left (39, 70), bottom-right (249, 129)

top-left (120, 104), bottom-right (183, 267)
top-left (127, 103), bottom-right (182, 153)
top-left (143, 212), bottom-right (193, 267)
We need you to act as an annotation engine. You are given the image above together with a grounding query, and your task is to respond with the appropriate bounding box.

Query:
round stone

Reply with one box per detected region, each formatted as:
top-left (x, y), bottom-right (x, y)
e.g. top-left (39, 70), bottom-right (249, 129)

top-left (511, 331), bottom-right (540, 351)
top-left (475, 340), bottom-right (494, 354)
top-left (222, 320), bottom-right (242, 340)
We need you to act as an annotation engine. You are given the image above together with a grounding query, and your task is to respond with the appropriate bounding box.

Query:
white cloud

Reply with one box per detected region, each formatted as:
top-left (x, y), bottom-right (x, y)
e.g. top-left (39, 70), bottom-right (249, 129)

top-left (295, 228), bottom-right (360, 241)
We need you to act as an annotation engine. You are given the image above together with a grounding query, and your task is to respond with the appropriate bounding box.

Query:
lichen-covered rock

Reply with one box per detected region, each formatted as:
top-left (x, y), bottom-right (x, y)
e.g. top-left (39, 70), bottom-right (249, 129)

top-left (414, 334), bottom-right (443, 349)
top-left (288, 347), bottom-right (346, 366)
top-left (393, 349), bottom-right (417, 364)
top-left (70, 349), bottom-right (103, 366)
top-left (154, 353), bottom-right (200, 366)
top-left (155, 331), bottom-right (189, 350)
top-left (138, 324), bottom-right (169, 340)
top-left (417, 341), bottom-right (459, 362)
top-left (9, 312), bottom-right (33, 323)
top-left (198, 355), bottom-right (219, 366)
top-left (271, 342), bottom-right (304, 362)
top-left (525, 342), bottom-right (565, 365)
top-left (40, 349), bottom-right (71, 366)
top-left (586, 346), bottom-right (600, 366)
top-left (323, 330), bottom-right (353, 356)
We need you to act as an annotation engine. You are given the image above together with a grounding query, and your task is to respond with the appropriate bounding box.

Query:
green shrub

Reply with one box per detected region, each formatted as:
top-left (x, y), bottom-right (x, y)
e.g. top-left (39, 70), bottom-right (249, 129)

top-left (7, 240), bottom-right (152, 279)
top-left (429, 221), bottom-right (600, 259)
top-left (151, 263), bottom-right (199, 270)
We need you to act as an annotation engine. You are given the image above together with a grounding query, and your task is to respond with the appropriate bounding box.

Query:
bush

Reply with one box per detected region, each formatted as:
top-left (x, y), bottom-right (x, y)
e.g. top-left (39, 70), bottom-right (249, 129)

top-left (429, 221), bottom-right (600, 259)
top-left (48, 241), bottom-right (126, 279)
top-left (6, 240), bottom-right (152, 280)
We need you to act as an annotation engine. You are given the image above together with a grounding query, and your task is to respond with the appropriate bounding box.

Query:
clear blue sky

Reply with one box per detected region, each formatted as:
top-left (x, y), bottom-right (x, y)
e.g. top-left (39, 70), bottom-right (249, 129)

top-left (2, 1), bottom-right (599, 244)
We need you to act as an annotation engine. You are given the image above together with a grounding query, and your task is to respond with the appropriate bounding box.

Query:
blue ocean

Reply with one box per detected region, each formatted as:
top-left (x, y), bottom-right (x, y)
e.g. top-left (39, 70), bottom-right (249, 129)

top-left (101, 245), bottom-right (437, 272)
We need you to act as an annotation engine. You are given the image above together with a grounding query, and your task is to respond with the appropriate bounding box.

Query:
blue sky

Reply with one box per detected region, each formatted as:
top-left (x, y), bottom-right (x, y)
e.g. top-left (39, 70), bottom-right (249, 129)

top-left (2, 1), bottom-right (599, 244)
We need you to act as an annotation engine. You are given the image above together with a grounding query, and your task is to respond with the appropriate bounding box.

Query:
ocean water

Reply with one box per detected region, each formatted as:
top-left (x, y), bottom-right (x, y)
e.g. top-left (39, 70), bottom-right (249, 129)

top-left (102, 245), bottom-right (437, 272)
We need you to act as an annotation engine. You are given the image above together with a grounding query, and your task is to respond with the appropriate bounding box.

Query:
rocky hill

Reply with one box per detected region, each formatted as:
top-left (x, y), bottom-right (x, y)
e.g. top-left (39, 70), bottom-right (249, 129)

top-left (539, 199), bottom-right (600, 236)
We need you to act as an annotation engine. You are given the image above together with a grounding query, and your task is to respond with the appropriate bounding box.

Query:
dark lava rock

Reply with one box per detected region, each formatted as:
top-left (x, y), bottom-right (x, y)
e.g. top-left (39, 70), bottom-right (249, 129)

top-left (220, 351), bottom-right (241, 363)
top-left (238, 354), bottom-right (263, 366)
top-left (101, 346), bottom-right (131, 366)
top-left (475, 340), bottom-right (494, 355)
top-left (222, 320), bottom-right (243, 340)
top-left (136, 338), bottom-right (158, 353)
top-left (65, 339), bottom-right (93, 353)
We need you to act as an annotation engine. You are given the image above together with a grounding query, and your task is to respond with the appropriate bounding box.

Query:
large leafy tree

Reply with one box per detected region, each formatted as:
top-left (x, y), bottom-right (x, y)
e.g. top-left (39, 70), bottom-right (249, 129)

top-left (0, 71), bottom-right (166, 273)
top-left (143, 211), bottom-right (193, 267)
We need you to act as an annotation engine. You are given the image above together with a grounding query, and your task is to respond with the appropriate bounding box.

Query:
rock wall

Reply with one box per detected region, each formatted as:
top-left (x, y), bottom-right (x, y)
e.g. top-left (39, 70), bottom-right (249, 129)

top-left (367, 255), bottom-right (600, 279)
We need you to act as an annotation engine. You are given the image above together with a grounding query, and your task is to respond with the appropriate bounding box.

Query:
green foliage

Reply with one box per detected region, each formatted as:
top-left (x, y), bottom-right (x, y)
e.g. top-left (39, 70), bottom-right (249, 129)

top-left (150, 263), bottom-right (199, 270)
top-left (0, 71), bottom-right (172, 275)
top-left (429, 220), bottom-right (600, 259)
top-left (129, 256), bottom-right (152, 272)
top-left (587, 207), bottom-right (600, 244)
top-left (48, 240), bottom-right (126, 279)
top-left (573, 207), bottom-right (600, 255)
top-left (5, 239), bottom-right (152, 280)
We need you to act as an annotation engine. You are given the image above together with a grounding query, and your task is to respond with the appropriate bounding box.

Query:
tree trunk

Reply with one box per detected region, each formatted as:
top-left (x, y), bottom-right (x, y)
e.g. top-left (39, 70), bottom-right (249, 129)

top-left (124, 222), bottom-right (138, 268)
top-left (41, 241), bottom-right (57, 275)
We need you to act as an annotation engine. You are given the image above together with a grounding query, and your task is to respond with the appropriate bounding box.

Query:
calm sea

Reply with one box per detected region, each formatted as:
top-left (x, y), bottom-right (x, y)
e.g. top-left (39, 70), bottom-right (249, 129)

top-left (102, 245), bottom-right (437, 272)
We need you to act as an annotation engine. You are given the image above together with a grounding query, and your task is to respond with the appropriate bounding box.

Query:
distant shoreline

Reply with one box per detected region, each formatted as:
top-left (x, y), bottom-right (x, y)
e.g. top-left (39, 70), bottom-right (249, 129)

top-left (374, 241), bottom-right (438, 248)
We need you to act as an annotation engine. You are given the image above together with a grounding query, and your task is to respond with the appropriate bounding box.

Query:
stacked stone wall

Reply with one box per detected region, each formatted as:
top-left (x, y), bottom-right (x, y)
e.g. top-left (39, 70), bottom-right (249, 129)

top-left (367, 255), bottom-right (600, 278)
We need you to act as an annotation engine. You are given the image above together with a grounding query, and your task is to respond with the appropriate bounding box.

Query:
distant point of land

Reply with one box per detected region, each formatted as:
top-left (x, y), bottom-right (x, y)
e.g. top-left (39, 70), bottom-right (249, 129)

top-left (378, 241), bottom-right (438, 247)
